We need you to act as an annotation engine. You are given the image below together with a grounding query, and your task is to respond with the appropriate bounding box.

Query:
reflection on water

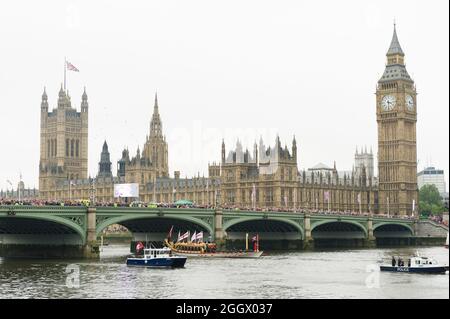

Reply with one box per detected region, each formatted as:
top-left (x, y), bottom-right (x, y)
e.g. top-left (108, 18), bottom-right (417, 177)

top-left (0, 246), bottom-right (448, 299)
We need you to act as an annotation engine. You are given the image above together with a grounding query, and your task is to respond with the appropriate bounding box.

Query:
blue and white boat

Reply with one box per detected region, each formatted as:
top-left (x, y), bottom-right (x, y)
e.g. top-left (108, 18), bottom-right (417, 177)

top-left (126, 247), bottom-right (187, 268)
top-left (380, 253), bottom-right (449, 274)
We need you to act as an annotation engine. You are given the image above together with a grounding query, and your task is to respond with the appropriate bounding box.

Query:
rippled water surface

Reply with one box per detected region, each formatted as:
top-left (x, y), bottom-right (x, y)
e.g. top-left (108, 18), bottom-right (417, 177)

top-left (0, 246), bottom-right (448, 298)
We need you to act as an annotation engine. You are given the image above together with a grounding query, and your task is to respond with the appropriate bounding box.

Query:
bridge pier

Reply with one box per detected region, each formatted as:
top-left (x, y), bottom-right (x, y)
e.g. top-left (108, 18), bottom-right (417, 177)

top-left (83, 207), bottom-right (100, 259)
top-left (214, 209), bottom-right (227, 250)
top-left (365, 217), bottom-right (376, 248)
top-left (303, 214), bottom-right (314, 250)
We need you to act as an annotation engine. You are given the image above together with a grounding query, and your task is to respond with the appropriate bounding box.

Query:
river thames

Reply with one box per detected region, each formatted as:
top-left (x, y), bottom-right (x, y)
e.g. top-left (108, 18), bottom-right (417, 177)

top-left (0, 246), bottom-right (448, 299)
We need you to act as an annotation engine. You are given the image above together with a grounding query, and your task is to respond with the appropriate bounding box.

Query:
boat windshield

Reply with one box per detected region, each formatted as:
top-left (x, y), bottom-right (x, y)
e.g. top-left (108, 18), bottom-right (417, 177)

top-left (143, 248), bottom-right (171, 257)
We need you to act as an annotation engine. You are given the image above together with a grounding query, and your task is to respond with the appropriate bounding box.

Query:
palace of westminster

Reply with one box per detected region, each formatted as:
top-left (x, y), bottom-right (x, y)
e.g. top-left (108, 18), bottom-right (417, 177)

top-left (3, 26), bottom-right (419, 216)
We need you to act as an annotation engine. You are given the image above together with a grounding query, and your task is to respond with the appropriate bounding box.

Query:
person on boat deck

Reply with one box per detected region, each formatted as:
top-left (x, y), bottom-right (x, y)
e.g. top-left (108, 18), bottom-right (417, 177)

top-left (392, 256), bottom-right (396, 266)
top-left (408, 259), bottom-right (411, 267)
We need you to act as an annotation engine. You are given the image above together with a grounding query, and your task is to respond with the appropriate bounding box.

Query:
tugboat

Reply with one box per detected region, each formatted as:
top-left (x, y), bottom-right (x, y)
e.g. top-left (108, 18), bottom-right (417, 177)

top-left (126, 246), bottom-right (187, 268)
top-left (380, 253), bottom-right (449, 274)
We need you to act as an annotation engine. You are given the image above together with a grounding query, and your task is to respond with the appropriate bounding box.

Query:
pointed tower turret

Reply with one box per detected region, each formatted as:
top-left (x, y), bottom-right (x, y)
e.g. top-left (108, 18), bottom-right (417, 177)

top-left (221, 139), bottom-right (226, 164)
top-left (81, 86), bottom-right (88, 113)
top-left (41, 87), bottom-right (48, 111)
top-left (150, 92), bottom-right (162, 138)
top-left (57, 83), bottom-right (68, 108)
top-left (98, 141), bottom-right (112, 178)
top-left (292, 135), bottom-right (297, 162)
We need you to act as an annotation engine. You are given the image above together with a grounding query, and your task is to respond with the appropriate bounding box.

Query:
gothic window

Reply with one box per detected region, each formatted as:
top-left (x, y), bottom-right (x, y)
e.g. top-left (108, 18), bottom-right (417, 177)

top-left (76, 140), bottom-right (79, 157)
top-left (48, 140), bottom-right (50, 158)
top-left (71, 139), bottom-right (74, 157)
top-left (54, 139), bottom-right (57, 156)
top-left (66, 139), bottom-right (69, 156)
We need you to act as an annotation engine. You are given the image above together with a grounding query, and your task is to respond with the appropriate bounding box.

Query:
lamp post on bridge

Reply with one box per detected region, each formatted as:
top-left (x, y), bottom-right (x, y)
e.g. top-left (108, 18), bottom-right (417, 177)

top-left (387, 197), bottom-right (390, 217)
top-left (89, 178), bottom-right (96, 206)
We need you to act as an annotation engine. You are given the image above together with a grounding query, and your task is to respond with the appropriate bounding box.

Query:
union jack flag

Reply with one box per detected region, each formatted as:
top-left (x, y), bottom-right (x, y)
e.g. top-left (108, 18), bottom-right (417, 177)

top-left (66, 61), bottom-right (79, 72)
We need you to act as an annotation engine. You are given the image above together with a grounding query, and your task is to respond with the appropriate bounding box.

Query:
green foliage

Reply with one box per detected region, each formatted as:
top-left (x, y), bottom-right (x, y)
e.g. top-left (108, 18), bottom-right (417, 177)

top-left (419, 184), bottom-right (445, 215)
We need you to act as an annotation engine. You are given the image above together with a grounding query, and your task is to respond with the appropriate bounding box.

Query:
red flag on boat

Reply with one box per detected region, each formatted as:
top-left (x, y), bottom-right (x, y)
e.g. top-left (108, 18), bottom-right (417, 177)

top-left (136, 242), bottom-right (144, 252)
top-left (252, 234), bottom-right (259, 252)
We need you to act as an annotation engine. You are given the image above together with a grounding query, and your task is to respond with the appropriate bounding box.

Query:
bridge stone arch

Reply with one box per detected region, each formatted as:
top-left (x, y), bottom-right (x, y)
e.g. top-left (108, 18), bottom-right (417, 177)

top-left (311, 219), bottom-right (368, 237)
top-left (0, 214), bottom-right (86, 243)
top-left (96, 213), bottom-right (213, 237)
top-left (373, 222), bottom-right (414, 237)
top-left (223, 216), bottom-right (304, 238)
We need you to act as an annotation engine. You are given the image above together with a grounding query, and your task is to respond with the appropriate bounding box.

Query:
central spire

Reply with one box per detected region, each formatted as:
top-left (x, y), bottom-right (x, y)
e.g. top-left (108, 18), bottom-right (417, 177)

top-left (150, 92), bottom-right (163, 138)
top-left (154, 92), bottom-right (159, 114)
top-left (379, 23), bottom-right (412, 83)
top-left (387, 23), bottom-right (404, 56)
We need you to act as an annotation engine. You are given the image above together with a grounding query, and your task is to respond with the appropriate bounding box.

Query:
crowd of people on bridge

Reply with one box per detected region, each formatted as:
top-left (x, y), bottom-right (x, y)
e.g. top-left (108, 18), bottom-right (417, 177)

top-left (428, 214), bottom-right (448, 226)
top-left (0, 198), bottom-right (431, 221)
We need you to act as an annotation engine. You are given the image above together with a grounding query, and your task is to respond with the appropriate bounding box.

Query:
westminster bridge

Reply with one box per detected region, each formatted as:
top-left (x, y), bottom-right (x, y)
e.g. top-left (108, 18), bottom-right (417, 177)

top-left (0, 205), bottom-right (447, 258)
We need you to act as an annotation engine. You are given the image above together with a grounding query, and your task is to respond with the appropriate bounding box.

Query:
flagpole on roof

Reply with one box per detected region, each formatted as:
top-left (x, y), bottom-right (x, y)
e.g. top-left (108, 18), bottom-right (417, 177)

top-left (64, 57), bottom-right (66, 92)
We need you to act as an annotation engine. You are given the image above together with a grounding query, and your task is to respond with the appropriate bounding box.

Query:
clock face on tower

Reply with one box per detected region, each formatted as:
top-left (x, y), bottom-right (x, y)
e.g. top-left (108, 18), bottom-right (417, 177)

top-left (381, 95), bottom-right (396, 111)
top-left (405, 95), bottom-right (414, 111)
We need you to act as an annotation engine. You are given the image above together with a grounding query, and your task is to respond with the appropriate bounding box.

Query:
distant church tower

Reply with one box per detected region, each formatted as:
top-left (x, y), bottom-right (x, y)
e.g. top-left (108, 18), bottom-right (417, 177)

top-left (376, 25), bottom-right (418, 215)
top-left (39, 86), bottom-right (89, 199)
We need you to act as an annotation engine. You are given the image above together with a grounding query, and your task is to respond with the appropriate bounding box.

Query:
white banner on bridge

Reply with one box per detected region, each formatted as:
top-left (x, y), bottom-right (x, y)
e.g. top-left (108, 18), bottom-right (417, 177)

top-left (114, 183), bottom-right (139, 198)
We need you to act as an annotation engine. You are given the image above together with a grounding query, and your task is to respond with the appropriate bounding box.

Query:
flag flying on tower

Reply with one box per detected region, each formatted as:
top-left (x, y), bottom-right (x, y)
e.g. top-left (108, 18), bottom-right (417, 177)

top-left (66, 61), bottom-right (79, 72)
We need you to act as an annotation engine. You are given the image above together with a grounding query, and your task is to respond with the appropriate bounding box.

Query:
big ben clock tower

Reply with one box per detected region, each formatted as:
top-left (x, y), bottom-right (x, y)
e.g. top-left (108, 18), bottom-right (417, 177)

top-left (376, 24), bottom-right (418, 216)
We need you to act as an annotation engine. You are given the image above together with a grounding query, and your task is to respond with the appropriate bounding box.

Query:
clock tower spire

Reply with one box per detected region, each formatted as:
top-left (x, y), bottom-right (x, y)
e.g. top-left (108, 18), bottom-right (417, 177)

top-left (376, 24), bottom-right (418, 216)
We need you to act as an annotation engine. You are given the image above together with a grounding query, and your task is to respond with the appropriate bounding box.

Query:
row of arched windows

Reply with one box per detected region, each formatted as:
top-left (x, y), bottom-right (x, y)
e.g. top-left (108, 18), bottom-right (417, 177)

top-left (65, 139), bottom-right (80, 158)
top-left (47, 139), bottom-right (80, 158)
top-left (47, 139), bottom-right (57, 158)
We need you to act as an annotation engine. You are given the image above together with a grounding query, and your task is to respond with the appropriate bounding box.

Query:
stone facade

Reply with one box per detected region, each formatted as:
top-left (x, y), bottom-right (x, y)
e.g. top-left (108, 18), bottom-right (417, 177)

top-left (38, 86), bottom-right (88, 200)
top-left (376, 25), bottom-right (418, 215)
top-left (37, 26), bottom-right (418, 215)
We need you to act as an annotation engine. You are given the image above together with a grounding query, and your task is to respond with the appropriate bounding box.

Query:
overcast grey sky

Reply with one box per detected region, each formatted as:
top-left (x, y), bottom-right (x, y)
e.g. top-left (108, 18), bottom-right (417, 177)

top-left (0, 0), bottom-right (448, 192)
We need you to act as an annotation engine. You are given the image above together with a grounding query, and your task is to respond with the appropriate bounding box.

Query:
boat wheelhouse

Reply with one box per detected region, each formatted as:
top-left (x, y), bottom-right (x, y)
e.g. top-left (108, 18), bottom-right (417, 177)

top-left (126, 247), bottom-right (187, 268)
